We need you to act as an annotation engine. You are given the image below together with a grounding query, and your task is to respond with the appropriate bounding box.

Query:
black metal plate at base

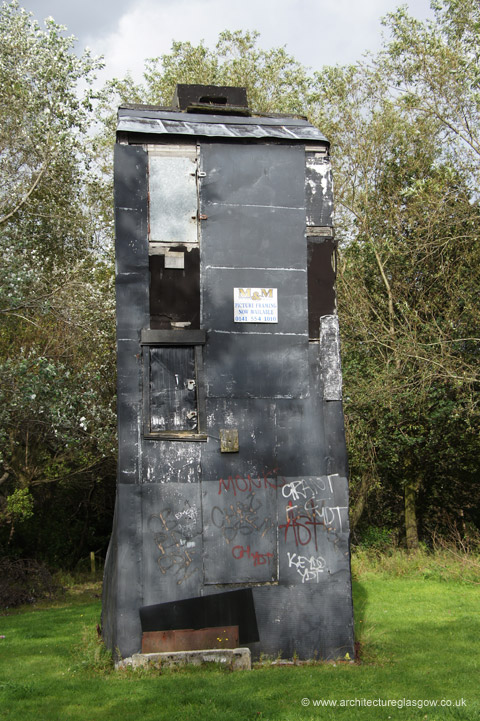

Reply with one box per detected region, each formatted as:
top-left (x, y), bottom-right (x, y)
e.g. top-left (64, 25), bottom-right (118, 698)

top-left (139, 588), bottom-right (259, 645)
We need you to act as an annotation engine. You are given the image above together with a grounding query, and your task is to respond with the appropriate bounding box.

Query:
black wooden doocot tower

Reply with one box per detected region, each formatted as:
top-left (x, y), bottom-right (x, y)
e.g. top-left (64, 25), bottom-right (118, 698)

top-left (102, 85), bottom-right (354, 661)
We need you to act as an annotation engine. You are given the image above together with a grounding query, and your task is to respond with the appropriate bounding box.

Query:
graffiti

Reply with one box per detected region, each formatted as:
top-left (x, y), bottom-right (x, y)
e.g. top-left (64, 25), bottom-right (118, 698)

top-left (174, 506), bottom-right (198, 522)
top-left (209, 470), bottom-right (347, 581)
top-left (218, 468), bottom-right (278, 496)
top-left (281, 476), bottom-right (334, 501)
top-left (149, 507), bottom-right (200, 585)
top-left (211, 491), bottom-right (276, 543)
top-left (279, 499), bottom-right (348, 551)
top-left (219, 471), bottom-right (340, 499)
top-left (287, 552), bottom-right (326, 583)
top-left (279, 500), bottom-right (323, 551)
top-left (232, 544), bottom-right (274, 566)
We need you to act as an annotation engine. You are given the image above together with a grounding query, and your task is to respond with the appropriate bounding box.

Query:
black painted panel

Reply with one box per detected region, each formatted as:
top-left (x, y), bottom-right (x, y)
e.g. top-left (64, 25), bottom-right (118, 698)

top-left (141, 483), bottom-right (203, 605)
top-left (140, 588), bottom-right (259, 645)
top-left (251, 585), bottom-right (354, 660)
top-left (202, 481), bottom-right (277, 583)
top-left (202, 267), bottom-right (308, 336)
top-left (205, 332), bottom-right (309, 399)
top-left (200, 395), bottom-right (279, 585)
top-left (106, 484), bottom-right (144, 657)
top-left (115, 275), bottom-right (149, 336)
top-left (141, 441), bottom-right (201, 484)
top-left (201, 397), bottom-right (277, 481)
top-left (277, 474), bottom-right (349, 587)
top-left (116, 396), bottom-right (139, 484)
top-left (101, 502), bottom-right (118, 652)
top-left (200, 204), bottom-right (306, 270)
top-left (200, 142), bottom-right (305, 209)
top-left (114, 144), bottom-right (149, 275)
top-left (324, 401), bottom-right (349, 477)
top-left (116, 339), bottom-right (141, 398)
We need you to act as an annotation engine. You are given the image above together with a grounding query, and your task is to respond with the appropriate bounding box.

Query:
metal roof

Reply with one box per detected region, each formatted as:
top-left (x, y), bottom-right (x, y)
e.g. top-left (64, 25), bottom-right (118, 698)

top-left (117, 106), bottom-right (328, 143)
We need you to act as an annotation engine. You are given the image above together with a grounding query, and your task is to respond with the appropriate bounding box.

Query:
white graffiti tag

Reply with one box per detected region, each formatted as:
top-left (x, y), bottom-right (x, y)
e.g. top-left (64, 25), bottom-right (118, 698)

top-left (287, 552), bottom-right (326, 583)
top-left (281, 476), bottom-right (335, 502)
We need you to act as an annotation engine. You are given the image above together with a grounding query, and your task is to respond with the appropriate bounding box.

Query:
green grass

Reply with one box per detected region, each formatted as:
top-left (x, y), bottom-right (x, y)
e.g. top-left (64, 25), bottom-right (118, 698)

top-left (0, 556), bottom-right (478, 720)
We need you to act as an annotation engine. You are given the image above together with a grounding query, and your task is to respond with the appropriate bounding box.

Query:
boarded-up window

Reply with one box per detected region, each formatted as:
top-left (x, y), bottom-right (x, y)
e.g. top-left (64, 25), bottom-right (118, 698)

top-left (149, 346), bottom-right (197, 432)
top-left (142, 330), bottom-right (206, 440)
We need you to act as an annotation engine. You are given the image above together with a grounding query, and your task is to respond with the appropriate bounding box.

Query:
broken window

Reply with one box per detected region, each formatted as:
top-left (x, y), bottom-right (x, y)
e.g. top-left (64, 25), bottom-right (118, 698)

top-left (148, 144), bottom-right (200, 330)
top-left (307, 237), bottom-right (337, 340)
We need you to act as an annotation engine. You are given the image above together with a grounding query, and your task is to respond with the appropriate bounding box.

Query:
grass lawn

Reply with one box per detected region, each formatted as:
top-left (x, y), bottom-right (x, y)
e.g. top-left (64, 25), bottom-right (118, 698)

top-left (0, 555), bottom-right (478, 720)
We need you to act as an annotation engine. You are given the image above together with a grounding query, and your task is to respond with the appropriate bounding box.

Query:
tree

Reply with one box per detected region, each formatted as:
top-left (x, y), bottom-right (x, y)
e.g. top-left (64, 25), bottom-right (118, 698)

top-left (0, 2), bottom-right (116, 565)
top-left (383, 0), bottom-right (480, 185)
top-left (310, 0), bottom-right (480, 549)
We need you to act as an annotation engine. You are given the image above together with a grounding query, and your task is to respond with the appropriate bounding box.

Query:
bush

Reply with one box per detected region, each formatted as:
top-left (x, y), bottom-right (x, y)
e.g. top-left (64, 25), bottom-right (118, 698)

top-left (355, 526), bottom-right (395, 551)
top-left (0, 558), bottom-right (62, 608)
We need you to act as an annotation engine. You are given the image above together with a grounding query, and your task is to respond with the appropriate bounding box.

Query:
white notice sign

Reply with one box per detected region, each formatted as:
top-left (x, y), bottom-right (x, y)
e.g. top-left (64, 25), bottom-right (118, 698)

top-left (233, 288), bottom-right (278, 323)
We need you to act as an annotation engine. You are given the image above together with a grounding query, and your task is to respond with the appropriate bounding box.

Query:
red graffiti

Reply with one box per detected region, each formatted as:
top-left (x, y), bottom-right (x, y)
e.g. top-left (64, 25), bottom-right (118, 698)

top-left (218, 468), bottom-right (279, 496)
top-left (278, 499), bottom-right (325, 552)
top-left (232, 544), bottom-right (274, 566)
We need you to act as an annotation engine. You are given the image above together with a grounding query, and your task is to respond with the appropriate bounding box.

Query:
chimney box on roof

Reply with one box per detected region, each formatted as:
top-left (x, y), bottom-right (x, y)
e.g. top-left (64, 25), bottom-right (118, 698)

top-left (172, 83), bottom-right (249, 114)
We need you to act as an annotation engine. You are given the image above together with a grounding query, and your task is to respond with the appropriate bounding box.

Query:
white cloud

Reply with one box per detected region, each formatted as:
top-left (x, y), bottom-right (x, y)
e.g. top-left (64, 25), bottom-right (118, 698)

top-left (87, 0), bottom-right (433, 85)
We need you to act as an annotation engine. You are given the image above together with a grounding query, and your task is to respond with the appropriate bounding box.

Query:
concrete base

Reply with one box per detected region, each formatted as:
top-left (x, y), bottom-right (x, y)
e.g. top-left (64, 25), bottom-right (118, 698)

top-left (117, 647), bottom-right (251, 671)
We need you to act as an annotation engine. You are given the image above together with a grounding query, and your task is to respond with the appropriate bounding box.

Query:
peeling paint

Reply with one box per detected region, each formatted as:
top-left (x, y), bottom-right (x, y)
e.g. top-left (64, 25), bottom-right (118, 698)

top-left (319, 315), bottom-right (343, 401)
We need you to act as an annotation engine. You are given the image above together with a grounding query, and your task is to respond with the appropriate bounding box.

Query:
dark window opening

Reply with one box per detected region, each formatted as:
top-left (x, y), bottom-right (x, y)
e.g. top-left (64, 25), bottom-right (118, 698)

top-left (149, 246), bottom-right (200, 329)
top-left (199, 96), bottom-right (228, 105)
top-left (307, 238), bottom-right (337, 340)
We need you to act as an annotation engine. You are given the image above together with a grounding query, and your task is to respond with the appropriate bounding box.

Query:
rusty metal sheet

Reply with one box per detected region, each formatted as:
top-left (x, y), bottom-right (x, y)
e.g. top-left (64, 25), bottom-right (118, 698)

top-left (142, 626), bottom-right (239, 653)
top-left (140, 589), bottom-right (259, 644)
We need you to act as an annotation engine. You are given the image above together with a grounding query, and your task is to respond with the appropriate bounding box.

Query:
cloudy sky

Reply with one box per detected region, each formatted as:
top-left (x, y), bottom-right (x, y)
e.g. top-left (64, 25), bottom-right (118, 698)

top-left (19, 0), bottom-right (434, 83)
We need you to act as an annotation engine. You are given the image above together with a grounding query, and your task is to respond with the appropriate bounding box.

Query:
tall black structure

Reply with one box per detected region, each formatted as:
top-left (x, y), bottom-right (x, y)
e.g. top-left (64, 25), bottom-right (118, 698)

top-left (103, 85), bottom-right (354, 660)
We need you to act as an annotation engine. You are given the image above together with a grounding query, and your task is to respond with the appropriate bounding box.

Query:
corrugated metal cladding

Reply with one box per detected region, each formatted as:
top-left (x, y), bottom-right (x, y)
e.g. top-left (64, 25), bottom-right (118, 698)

top-left (103, 93), bottom-right (354, 662)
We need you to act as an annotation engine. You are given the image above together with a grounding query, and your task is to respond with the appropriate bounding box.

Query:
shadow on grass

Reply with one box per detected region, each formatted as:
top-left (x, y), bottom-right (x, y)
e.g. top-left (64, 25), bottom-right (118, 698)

top-left (352, 578), bottom-right (370, 661)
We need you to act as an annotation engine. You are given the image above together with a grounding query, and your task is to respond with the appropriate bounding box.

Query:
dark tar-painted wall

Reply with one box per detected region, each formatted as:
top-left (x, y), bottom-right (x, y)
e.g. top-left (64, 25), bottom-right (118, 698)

top-left (103, 89), bottom-right (354, 661)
